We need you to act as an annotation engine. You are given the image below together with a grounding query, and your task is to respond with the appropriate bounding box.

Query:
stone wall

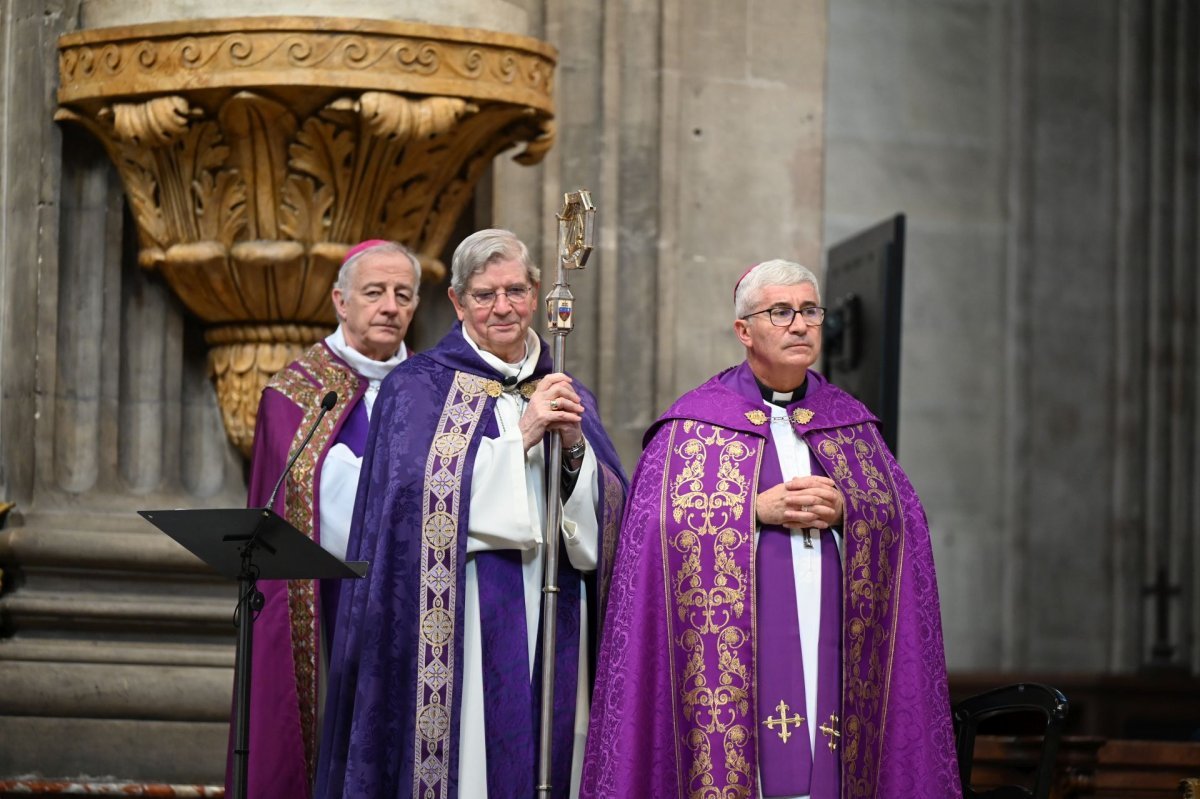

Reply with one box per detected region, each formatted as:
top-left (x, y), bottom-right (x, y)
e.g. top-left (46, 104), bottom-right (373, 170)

top-left (825, 0), bottom-right (1198, 674)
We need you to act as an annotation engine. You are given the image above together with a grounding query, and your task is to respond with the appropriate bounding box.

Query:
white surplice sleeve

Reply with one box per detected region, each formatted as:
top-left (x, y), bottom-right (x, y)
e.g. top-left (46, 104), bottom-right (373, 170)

top-left (465, 428), bottom-right (600, 572)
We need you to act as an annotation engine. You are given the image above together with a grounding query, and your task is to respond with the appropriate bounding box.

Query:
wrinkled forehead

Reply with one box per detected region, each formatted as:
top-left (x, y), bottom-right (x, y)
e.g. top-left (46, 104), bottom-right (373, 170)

top-left (352, 252), bottom-right (417, 286)
top-left (465, 257), bottom-right (531, 289)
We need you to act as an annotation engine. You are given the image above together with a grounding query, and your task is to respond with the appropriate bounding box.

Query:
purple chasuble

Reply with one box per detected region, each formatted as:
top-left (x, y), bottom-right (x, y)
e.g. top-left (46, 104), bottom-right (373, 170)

top-left (580, 362), bottom-right (961, 799)
top-left (230, 342), bottom-right (369, 799)
top-left (315, 323), bottom-right (628, 799)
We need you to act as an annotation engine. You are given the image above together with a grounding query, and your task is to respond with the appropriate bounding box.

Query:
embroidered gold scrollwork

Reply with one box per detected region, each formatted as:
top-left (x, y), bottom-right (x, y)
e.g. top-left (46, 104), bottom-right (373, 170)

top-left (815, 424), bottom-right (899, 798)
top-left (668, 423), bottom-right (756, 798)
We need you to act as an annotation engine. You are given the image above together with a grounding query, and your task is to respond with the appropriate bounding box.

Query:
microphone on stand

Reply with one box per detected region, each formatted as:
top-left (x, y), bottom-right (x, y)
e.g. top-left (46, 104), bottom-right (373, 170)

top-left (264, 390), bottom-right (338, 512)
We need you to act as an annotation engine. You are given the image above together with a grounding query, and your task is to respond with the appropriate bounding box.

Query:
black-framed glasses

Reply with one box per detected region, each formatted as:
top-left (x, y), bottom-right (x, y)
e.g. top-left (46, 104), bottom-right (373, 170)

top-left (742, 305), bottom-right (827, 327)
top-left (466, 284), bottom-right (534, 308)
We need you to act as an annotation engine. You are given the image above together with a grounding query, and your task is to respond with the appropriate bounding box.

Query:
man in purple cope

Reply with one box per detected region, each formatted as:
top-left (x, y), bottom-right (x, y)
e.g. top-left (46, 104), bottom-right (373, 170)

top-left (580, 260), bottom-right (961, 799)
top-left (230, 240), bottom-right (421, 799)
top-left (316, 229), bottom-right (627, 799)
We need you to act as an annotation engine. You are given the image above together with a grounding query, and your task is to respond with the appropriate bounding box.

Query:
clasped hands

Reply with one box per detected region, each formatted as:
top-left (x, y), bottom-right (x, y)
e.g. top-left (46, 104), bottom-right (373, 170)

top-left (519, 372), bottom-right (584, 453)
top-left (756, 475), bottom-right (844, 529)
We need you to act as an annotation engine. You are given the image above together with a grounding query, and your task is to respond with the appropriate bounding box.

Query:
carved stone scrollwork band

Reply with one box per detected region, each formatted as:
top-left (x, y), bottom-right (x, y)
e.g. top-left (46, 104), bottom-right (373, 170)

top-left (56, 18), bottom-right (558, 455)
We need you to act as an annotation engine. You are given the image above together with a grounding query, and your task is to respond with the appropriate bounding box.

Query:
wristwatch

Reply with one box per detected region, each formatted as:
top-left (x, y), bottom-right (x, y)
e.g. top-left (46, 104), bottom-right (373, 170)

top-left (564, 439), bottom-right (587, 468)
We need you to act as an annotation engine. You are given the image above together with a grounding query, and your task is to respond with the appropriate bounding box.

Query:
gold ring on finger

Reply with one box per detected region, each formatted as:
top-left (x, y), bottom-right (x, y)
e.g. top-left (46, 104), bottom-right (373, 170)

top-left (550, 399), bottom-right (560, 411)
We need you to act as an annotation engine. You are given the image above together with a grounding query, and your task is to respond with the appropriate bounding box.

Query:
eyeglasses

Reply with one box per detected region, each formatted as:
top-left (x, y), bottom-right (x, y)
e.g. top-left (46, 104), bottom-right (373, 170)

top-left (741, 305), bottom-right (827, 327)
top-left (465, 285), bottom-right (534, 308)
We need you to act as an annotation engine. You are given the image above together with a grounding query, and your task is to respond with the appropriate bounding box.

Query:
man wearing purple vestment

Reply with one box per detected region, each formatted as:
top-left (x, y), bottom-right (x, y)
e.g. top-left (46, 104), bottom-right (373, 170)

top-left (581, 260), bottom-right (961, 799)
top-left (231, 240), bottom-right (421, 799)
top-left (316, 229), bottom-right (627, 799)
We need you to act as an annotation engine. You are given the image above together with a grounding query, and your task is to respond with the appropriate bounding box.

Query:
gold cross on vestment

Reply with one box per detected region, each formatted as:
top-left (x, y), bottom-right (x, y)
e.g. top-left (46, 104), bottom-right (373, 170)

top-left (762, 700), bottom-right (805, 743)
top-left (818, 713), bottom-right (841, 751)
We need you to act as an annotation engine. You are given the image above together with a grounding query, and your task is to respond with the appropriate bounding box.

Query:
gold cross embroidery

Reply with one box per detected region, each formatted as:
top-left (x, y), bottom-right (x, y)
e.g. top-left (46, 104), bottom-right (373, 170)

top-left (762, 700), bottom-right (805, 743)
top-left (818, 713), bottom-right (841, 751)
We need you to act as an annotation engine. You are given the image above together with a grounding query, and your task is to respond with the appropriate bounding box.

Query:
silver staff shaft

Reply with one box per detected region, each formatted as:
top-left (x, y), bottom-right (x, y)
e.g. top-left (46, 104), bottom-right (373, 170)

top-left (536, 190), bottom-right (594, 798)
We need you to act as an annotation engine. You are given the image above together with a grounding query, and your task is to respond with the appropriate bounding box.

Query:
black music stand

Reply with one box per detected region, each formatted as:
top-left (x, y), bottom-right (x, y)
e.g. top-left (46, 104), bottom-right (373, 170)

top-left (139, 507), bottom-right (368, 799)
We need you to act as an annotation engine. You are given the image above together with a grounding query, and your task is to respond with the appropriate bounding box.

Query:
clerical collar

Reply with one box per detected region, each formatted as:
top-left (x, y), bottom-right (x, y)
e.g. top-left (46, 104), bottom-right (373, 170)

top-left (325, 325), bottom-right (406, 382)
top-left (755, 375), bottom-right (807, 408)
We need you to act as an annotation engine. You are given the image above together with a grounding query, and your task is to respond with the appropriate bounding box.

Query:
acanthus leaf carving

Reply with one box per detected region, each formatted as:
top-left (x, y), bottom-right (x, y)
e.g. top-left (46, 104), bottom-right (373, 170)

top-left (514, 116), bottom-right (556, 166)
top-left (354, 92), bottom-right (475, 141)
top-left (219, 92), bottom-right (298, 240)
top-left (286, 114), bottom-right (357, 241)
top-left (108, 95), bottom-right (195, 147)
top-left (279, 173), bottom-right (334, 245)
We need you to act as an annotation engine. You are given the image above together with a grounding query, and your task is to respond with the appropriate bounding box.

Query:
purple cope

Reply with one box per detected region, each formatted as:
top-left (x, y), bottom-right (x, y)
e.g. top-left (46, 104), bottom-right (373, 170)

top-left (579, 362), bottom-right (961, 799)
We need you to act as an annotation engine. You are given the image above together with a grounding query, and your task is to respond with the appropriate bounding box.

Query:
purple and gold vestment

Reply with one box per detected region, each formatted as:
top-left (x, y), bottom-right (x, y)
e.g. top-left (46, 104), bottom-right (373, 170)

top-left (316, 323), bottom-right (627, 799)
top-left (233, 341), bottom-right (370, 799)
top-left (580, 363), bottom-right (961, 799)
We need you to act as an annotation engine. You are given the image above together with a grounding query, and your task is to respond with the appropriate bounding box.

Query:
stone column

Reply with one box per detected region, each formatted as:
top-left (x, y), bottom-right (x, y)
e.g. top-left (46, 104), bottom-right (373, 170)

top-left (488, 0), bottom-right (828, 466)
top-left (0, 1), bottom-right (558, 786)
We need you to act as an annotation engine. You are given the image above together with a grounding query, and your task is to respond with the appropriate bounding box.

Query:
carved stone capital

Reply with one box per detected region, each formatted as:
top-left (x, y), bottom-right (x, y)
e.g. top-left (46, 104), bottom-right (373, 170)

top-left (56, 17), bottom-right (557, 455)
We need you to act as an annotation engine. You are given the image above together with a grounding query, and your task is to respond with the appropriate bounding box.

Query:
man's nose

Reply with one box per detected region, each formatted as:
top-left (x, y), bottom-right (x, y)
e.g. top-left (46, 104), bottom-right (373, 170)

top-left (379, 293), bottom-right (399, 314)
top-left (492, 291), bottom-right (513, 313)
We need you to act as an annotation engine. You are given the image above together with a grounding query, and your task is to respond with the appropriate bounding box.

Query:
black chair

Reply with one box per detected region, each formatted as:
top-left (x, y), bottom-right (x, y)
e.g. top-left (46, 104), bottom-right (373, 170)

top-left (953, 682), bottom-right (1069, 799)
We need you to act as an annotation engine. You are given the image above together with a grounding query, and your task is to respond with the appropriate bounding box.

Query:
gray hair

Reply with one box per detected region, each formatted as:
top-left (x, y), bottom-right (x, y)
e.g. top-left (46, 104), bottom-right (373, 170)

top-left (334, 241), bottom-right (422, 295)
top-left (734, 259), bottom-right (821, 318)
top-left (450, 228), bottom-right (540, 295)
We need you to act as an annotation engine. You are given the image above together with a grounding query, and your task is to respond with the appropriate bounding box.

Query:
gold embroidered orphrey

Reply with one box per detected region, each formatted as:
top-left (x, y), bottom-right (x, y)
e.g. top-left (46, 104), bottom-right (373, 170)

top-left (269, 345), bottom-right (363, 780)
top-left (763, 699), bottom-right (805, 744)
top-left (665, 421), bottom-right (758, 797)
top-left (413, 371), bottom-right (494, 799)
top-left (814, 423), bottom-right (903, 797)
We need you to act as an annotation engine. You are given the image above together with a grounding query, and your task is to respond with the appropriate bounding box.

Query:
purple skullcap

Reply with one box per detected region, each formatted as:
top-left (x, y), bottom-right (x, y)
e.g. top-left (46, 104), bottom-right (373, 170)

top-left (734, 263), bottom-right (760, 296)
top-left (342, 239), bottom-right (392, 264)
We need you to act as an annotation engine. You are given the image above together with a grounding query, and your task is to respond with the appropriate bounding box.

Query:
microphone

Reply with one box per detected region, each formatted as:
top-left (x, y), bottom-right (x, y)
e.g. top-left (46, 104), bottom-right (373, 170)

top-left (264, 390), bottom-right (338, 512)
top-left (500, 375), bottom-right (519, 388)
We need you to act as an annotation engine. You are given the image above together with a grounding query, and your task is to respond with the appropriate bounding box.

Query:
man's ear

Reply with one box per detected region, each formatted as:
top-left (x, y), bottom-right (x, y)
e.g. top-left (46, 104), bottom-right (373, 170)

top-left (447, 286), bottom-right (466, 321)
top-left (331, 287), bottom-right (346, 321)
top-left (733, 318), bottom-right (752, 348)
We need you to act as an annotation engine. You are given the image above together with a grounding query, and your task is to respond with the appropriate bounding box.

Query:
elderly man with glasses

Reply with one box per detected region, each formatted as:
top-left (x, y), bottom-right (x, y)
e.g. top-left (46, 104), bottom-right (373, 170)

top-left (317, 229), bottom-right (627, 799)
top-left (581, 260), bottom-right (961, 799)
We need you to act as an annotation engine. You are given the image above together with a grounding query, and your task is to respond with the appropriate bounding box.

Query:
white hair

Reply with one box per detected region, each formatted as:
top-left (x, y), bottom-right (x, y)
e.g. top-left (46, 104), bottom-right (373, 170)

top-left (450, 229), bottom-right (539, 295)
top-left (734, 259), bottom-right (821, 318)
top-left (334, 241), bottom-right (422, 295)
